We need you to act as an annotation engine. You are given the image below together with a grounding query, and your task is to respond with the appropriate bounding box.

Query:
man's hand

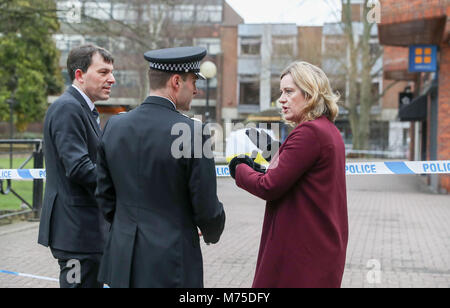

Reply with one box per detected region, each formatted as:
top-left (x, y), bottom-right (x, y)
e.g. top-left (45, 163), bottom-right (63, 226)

top-left (198, 231), bottom-right (210, 246)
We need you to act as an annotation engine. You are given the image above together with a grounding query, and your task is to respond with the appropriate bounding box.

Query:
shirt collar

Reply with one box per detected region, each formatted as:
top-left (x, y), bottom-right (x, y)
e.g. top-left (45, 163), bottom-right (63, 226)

top-left (72, 85), bottom-right (95, 111)
top-left (149, 95), bottom-right (176, 110)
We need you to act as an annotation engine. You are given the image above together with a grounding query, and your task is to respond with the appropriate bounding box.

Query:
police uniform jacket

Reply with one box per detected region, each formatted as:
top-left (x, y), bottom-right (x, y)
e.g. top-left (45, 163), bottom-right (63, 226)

top-left (38, 86), bottom-right (108, 253)
top-left (96, 96), bottom-right (226, 288)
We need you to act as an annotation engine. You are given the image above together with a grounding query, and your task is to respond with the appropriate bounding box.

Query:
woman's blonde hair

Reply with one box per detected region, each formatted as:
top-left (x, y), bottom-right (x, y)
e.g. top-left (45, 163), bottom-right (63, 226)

top-left (280, 61), bottom-right (340, 124)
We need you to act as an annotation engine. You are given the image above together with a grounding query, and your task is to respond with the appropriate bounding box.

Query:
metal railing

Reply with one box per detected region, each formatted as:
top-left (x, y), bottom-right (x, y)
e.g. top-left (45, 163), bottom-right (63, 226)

top-left (0, 139), bottom-right (44, 220)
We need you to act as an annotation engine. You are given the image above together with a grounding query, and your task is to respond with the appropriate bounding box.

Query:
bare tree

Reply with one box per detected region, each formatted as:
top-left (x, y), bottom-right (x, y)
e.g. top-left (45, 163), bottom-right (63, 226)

top-left (59, 0), bottom-right (211, 101)
top-left (324, 0), bottom-right (398, 150)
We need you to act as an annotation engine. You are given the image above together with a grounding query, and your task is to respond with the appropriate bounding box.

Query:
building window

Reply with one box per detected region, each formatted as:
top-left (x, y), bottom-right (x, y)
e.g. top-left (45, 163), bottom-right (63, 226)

top-left (112, 3), bottom-right (139, 23)
top-left (173, 5), bottom-right (195, 23)
top-left (403, 128), bottom-right (410, 147)
top-left (240, 37), bottom-right (261, 56)
top-left (271, 77), bottom-right (281, 107)
top-left (369, 121), bottom-right (389, 150)
top-left (197, 78), bottom-right (218, 90)
top-left (114, 70), bottom-right (139, 88)
top-left (239, 75), bottom-right (260, 106)
top-left (57, 1), bottom-right (82, 23)
top-left (53, 34), bottom-right (85, 52)
top-left (272, 36), bottom-right (296, 57)
top-left (84, 1), bottom-right (111, 21)
top-left (196, 5), bottom-right (222, 23)
top-left (194, 38), bottom-right (221, 55)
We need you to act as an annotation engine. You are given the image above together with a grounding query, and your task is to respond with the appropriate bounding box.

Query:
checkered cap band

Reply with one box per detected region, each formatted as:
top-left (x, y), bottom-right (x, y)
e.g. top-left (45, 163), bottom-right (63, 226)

top-left (149, 61), bottom-right (201, 73)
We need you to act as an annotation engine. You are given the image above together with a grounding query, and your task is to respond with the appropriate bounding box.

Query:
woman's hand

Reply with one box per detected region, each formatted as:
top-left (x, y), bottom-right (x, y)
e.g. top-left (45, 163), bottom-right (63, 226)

top-left (229, 155), bottom-right (266, 179)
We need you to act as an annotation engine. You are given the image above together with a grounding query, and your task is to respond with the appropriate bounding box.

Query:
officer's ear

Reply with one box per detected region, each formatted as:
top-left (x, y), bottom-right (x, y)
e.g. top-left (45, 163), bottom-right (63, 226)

top-left (170, 74), bottom-right (182, 90)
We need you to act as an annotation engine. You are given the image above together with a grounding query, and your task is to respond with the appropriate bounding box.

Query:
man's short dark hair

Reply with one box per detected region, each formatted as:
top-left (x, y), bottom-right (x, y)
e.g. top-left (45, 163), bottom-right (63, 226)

top-left (148, 69), bottom-right (188, 91)
top-left (67, 44), bottom-right (114, 82)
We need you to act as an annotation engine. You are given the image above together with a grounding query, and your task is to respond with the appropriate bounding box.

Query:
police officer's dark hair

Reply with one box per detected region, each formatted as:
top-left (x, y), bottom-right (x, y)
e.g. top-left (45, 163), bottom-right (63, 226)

top-left (148, 69), bottom-right (188, 91)
top-left (67, 44), bottom-right (114, 82)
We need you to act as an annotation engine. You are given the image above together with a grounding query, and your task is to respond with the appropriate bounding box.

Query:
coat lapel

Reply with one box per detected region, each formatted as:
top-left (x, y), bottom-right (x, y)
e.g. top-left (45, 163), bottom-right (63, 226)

top-left (67, 86), bottom-right (101, 137)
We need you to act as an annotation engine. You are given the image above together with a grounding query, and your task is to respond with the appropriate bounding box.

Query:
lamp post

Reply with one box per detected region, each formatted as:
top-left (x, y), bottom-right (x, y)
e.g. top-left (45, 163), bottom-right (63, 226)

top-left (200, 61), bottom-right (217, 123)
top-left (6, 98), bottom-right (16, 169)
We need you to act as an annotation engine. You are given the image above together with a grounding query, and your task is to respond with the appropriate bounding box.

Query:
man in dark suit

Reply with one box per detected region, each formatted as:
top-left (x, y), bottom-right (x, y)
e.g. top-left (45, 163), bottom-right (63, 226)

top-left (96, 46), bottom-right (226, 288)
top-left (38, 44), bottom-right (115, 288)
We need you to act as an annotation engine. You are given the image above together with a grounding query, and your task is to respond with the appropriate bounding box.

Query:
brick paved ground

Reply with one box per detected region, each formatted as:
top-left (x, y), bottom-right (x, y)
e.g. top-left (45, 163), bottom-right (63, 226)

top-left (0, 174), bottom-right (449, 288)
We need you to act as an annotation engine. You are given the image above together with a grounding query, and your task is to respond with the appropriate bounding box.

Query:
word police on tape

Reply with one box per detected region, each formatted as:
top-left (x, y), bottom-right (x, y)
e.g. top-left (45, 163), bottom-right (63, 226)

top-left (345, 160), bottom-right (450, 175)
top-left (0, 169), bottom-right (46, 180)
top-left (1, 161), bottom-right (449, 180)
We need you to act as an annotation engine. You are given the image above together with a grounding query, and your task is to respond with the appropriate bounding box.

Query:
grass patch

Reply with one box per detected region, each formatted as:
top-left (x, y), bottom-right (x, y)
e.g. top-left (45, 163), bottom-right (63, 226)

top-left (0, 155), bottom-right (43, 211)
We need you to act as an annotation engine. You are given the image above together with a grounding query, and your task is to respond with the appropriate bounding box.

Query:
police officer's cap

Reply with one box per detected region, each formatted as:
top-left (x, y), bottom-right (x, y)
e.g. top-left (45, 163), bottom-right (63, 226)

top-left (144, 46), bottom-right (207, 80)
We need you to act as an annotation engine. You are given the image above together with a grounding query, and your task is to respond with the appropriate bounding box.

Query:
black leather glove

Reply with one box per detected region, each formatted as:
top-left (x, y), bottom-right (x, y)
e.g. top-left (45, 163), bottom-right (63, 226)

top-left (245, 128), bottom-right (281, 162)
top-left (252, 161), bottom-right (266, 174)
top-left (229, 155), bottom-right (266, 179)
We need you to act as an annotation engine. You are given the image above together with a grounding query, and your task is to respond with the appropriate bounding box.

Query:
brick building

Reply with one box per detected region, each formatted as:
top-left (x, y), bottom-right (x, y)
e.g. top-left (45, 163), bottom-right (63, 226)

top-left (378, 0), bottom-right (449, 193)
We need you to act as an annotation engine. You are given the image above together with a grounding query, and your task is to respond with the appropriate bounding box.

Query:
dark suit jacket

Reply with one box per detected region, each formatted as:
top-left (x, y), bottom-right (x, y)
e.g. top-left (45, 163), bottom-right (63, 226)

top-left (96, 96), bottom-right (225, 288)
top-left (38, 86), bottom-right (108, 253)
top-left (235, 116), bottom-right (348, 288)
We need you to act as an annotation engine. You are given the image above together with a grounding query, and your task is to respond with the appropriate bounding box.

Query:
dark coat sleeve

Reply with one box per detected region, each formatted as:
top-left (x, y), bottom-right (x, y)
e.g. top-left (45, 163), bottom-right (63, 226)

top-left (188, 125), bottom-right (225, 244)
top-left (50, 102), bottom-right (97, 194)
top-left (235, 123), bottom-right (321, 201)
top-left (95, 120), bottom-right (116, 224)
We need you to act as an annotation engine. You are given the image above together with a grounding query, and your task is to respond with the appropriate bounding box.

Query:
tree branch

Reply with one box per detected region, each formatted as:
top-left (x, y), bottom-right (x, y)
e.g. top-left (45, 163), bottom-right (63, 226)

top-left (374, 80), bottom-right (400, 102)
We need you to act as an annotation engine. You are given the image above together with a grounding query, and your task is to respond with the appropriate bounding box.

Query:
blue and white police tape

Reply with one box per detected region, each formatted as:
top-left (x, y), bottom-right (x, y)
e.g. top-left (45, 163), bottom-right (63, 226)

top-left (216, 160), bottom-right (450, 177)
top-left (0, 269), bottom-right (110, 287)
top-left (1, 161), bottom-right (449, 180)
top-left (0, 269), bottom-right (58, 282)
top-left (344, 160), bottom-right (450, 175)
top-left (0, 169), bottom-right (46, 180)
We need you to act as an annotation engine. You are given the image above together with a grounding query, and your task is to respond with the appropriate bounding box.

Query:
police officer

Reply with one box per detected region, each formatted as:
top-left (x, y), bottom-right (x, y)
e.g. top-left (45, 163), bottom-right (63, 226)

top-left (96, 46), bottom-right (226, 288)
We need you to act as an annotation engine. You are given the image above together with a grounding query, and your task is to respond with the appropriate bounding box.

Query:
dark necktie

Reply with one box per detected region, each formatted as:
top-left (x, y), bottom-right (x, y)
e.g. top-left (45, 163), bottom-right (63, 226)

top-left (92, 107), bottom-right (100, 127)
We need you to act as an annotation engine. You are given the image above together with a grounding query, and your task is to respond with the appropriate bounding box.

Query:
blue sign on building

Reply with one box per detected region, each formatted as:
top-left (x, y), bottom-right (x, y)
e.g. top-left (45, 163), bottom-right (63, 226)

top-left (408, 45), bottom-right (437, 72)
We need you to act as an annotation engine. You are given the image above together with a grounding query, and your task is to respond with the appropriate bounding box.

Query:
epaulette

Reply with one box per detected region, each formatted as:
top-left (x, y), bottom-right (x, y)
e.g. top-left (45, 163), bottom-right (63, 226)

top-left (180, 113), bottom-right (203, 123)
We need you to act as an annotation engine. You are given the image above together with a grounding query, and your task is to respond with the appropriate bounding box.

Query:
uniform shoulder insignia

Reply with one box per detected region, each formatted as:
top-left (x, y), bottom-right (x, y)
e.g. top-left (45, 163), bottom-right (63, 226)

top-left (180, 113), bottom-right (203, 123)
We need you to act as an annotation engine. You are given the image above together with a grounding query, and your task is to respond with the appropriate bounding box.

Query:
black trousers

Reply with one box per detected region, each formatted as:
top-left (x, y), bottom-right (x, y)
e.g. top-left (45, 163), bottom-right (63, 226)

top-left (51, 248), bottom-right (103, 288)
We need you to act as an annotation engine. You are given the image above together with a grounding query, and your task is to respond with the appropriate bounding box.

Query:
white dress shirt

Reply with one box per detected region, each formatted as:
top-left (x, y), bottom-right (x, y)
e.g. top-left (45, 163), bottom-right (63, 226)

top-left (72, 85), bottom-right (100, 125)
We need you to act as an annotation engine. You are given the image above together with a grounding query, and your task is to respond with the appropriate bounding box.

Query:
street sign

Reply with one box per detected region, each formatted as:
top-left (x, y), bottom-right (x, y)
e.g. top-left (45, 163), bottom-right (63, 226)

top-left (408, 45), bottom-right (437, 72)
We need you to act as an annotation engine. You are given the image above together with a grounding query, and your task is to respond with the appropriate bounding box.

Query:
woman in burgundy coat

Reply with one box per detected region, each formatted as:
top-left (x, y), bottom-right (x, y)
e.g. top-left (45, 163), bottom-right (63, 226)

top-left (229, 61), bottom-right (348, 288)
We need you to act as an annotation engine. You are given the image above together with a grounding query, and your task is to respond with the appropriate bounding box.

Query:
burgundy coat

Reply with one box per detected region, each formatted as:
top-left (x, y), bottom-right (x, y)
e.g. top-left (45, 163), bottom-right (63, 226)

top-left (235, 116), bottom-right (348, 288)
